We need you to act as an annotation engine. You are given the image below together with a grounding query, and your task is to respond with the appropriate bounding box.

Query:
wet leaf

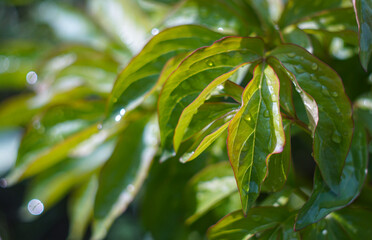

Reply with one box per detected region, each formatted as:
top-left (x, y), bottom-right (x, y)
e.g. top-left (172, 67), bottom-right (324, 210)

top-left (158, 37), bottom-right (264, 157)
top-left (185, 162), bottom-right (237, 224)
top-left (68, 174), bottom-right (99, 240)
top-left (93, 116), bottom-right (158, 239)
top-left (108, 25), bottom-right (223, 114)
top-left (296, 122), bottom-right (368, 229)
top-left (262, 120), bottom-right (292, 192)
top-left (227, 63), bottom-right (285, 213)
top-left (269, 45), bottom-right (353, 192)
top-left (353, 0), bottom-right (372, 70)
top-left (207, 207), bottom-right (289, 240)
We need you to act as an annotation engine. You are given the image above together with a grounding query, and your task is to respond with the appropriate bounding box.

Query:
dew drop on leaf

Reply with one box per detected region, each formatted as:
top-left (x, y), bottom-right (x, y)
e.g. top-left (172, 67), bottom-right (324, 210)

top-left (331, 92), bottom-right (338, 97)
top-left (294, 65), bottom-right (305, 73)
top-left (206, 60), bottom-right (214, 67)
top-left (97, 123), bottom-right (103, 130)
top-left (263, 109), bottom-right (270, 118)
top-left (311, 63), bottom-right (318, 70)
top-left (321, 86), bottom-right (330, 96)
top-left (288, 52), bottom-right (296, 58)
top-left (332, 131), bottom-right (342, 143)
top-left (246, 115), bottom-right (252, 121)
top-left (322, 229), bottom-right (328, 235)
top-left (180, 151), bottom-right (194, 163)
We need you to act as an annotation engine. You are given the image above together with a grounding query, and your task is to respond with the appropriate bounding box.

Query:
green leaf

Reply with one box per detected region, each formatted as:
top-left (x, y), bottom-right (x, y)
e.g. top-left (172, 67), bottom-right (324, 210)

top-left (207, 207), bottom-right (289, 240)
top-left (5, 101), bottom-right (105, 184)
top-left (300, 207), bottom-right (372, 240)
top-left (164, 0), bottom-right (261, 36)
top-left (68, 174), bottom-right (99, 240)
top-left (296, 122), bottom-right (368, 230)
top-left (108, 25), bottom-right (223, 114)
top-left (353, 0), bottom-right (372, 70)
top-left (261, 120), bottom-right (292, 192)
top-left (227, 63), bottom-right (285, 213)
top-left (279, 0), bottom-right (344, 28)
top-left (174, 64), bottom-right (248, 152)
top-left (185, 162), bottom-right (237, 224)
top-left (93, 116), bottom-right (158, 239)
top-left (23, 141), bottom-right (114, 212)
top-left (354, 93), bottom-right (372, 134)
top-left (269, 45), bottom-right (353, 192)
top-left (282, 26), bottom-right (313, 51)
top-left (158, 36), bottom-right (264, 157)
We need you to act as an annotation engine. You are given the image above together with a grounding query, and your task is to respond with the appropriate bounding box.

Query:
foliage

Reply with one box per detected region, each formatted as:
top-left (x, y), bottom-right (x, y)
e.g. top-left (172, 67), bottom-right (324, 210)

top-left (0, 0), bottom-right (372, 239)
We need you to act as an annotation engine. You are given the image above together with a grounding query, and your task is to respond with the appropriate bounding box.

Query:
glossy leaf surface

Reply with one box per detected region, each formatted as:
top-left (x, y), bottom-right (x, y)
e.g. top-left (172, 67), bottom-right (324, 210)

top-left (108, 25), bottom-right (223, 113)
top-left (208, 207), bottom-right (289, 240)
top-left (185, 162), bottom-right (237, 224)
top-left (269, 45), bottom-right (353, 192)
top-left (353, 0), bottom-right (372, 70)
top-left (228, 63), bottom-right (285, 213)
top-left (159, 37), bottom-right (264, 156)
top-left (296, 123), bottom-right (368, 229)
top-left (93, 116), bottom-right (158, 239)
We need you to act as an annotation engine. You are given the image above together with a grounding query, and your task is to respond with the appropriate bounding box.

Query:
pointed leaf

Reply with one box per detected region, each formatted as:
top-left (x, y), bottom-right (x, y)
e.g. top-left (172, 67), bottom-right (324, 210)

top-left (158, 36), bottom-right (264, 156)
top-left (68, 174), bottom-right (99, 240)
top-left (353, 0), bottom-right (372, 70)
top-left (93, 117), bottom-right (158, 239)
top-left (108, 25), bottom-right (223, 113)
top-left (296, 123), bottom-right (368, 230)
top-left (227, 63), bottom-right (285, 213)
top-left (269, 45), bottom-right (353, 192)
top-left (207, 207), bottom-right (289, 240)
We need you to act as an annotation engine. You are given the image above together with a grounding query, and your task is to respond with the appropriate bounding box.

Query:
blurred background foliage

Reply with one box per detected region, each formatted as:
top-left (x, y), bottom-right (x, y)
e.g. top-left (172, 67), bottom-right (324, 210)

top-left (0, 0), bottom-right (371, 240)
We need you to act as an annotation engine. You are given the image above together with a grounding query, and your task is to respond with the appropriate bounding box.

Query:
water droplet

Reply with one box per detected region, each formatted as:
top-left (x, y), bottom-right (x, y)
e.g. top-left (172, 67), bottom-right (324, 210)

top-left (180, 151), bottom-right (194, 163)
top-left (331, 92), bottom-right (338, 97)
top-left (322, 229), bottom-right (328, 235)
top-left (27, 199), bottom-right (44, 215)
top-left (127, 184), bottom-right (135, 192)
top-left (310, 74), bottom-right (317, 81)
top-left (26, 71), bottom-right (38, 85)
top-left (206, 60), bottom-right (214, 67)
top-left (151, 28), bottom-right (159, 36)
top-left (246, 115), bottom-right (252, 121)
top-left (97, 123), bottom-right (103, 130)
top-left (311, 63), bottom-right (318, 70)
top-left (0, 178), bottom-right (7, 188)
top-left (217, 27), bottom-right (224, 31)
top-left (120, 108), bottom-right (126, 116)
top-left (295, 86), bottom-right (302, 93)
top-left (365, 169), bottom-right (368, 175)
top-left (288, 52), bottom-right (296, 58)
top-left (271, 94), bottom-right (277, 102)
top-left (294, 66), bottom-right (305, 73)
top-left (273, 202), bottom-right (279, 207)
top-left (217, 85), bottom-right (224, 91)
top-left (300, 56), bottom-right (304, 61)
top-left (332, 131), bottom-right (342, 143)
top-left (336, 108), bottom-right (341, 114)
top-left (321, 86), bottom-right (330, 96)
top-left (263, 110), bottom-right (270, 118)
top-left (113, 97), bottom-right (118, 103)
top-left (115, 114), bottom-right (122, 122)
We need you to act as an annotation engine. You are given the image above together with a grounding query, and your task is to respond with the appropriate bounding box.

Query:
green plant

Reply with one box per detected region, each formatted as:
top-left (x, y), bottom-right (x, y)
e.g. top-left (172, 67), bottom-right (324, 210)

top-left (1, 0), bottom-right (372, 239)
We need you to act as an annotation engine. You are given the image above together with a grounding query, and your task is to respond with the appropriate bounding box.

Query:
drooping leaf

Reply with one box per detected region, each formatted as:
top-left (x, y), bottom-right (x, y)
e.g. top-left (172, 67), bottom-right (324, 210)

top-left (158, 37), bottom-right (264, 157)
top-left (296, 122), bottom-right (368, 230)
top-left (227, 63), bottom-right (285, 213)
top-left (68, 174), bottom-right (99, 240)
top-left (93, 116), bottom-right (158, 239)
top-left (23, 141), bottom-right (114, 211)
top-left (207, 207), bottom-right (289, 240)
top-left (108, 25), bottom-right (223, 114)
top-left (174, 64), bottom-right (248, 152)
top-left (261, 120), bottom-right (292, 192)
top-left (269, 45), bottom-right (353, 192)
top-left (185, 162), bottom-right (237, 224)
top-left (353, 0), bottom-right (372, 70)
top-left (5, 101), bottom-right (105, 184)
